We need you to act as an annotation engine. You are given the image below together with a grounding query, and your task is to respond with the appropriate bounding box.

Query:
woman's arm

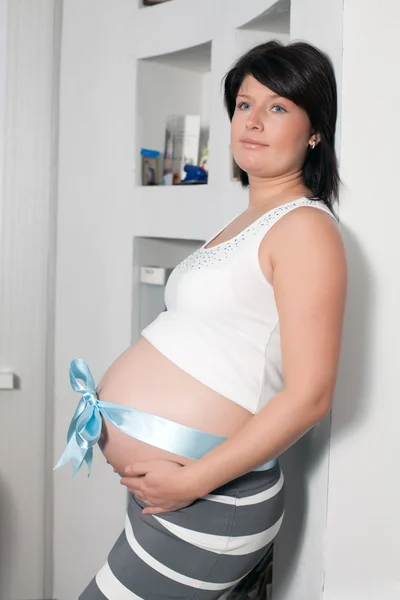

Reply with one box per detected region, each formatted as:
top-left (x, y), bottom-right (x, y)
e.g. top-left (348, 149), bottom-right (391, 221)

top-left (185, 208), bottom-right (347, 494)
top-left (122, 208), bottom-right (347, 513)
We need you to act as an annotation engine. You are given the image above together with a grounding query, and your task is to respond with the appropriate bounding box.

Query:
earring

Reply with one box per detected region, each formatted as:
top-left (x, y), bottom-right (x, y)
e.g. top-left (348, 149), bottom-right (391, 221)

top-left (310, 140), bottom-right (316, 150)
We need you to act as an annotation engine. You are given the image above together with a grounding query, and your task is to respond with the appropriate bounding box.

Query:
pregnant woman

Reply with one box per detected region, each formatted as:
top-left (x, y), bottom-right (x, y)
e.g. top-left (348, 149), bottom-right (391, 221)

top-left (56, 40), bottom-right (347, 600)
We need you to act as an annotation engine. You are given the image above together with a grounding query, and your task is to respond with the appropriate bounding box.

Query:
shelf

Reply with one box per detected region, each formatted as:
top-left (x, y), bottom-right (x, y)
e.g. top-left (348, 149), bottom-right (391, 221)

top-left (132, 184), bottom-right (213, 240)
top-left (136, 41), bottom-right (211, 186)
top-left (142, 42), bottom-right (211, 73)
top-left (234, 1), bottom-right (290, 90)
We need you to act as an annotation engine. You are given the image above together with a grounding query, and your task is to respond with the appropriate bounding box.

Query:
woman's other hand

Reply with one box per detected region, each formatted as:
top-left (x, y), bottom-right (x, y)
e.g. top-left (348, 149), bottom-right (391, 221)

top-left (120, 459), bottom-right (199, 515)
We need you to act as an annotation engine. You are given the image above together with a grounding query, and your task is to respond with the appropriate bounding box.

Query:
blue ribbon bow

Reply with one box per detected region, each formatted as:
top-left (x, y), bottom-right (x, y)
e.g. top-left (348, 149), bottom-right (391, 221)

top-left (54, 359), bottom-right (102, 476)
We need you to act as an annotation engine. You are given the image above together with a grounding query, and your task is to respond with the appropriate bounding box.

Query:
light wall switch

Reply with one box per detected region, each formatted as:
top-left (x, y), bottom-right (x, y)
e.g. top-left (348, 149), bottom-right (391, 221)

top-left (140, 266), bottom-right (172, 286)
top-left (0, 371), bottom-right (15, 390)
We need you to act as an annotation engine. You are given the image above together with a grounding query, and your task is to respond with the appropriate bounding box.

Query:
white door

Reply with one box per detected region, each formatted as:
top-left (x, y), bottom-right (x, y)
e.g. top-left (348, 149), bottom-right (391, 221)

top-left (0, 1), bottom-right (61, 598)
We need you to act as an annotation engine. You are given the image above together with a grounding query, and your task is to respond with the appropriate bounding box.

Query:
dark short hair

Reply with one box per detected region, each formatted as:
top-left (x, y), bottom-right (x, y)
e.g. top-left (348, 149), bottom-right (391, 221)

top-left (223, 40), bottom-right (340, 212)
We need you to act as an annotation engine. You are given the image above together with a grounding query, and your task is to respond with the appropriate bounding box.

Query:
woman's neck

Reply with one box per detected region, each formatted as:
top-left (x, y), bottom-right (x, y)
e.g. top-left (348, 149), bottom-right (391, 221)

top-left (247, 172), bottom-right (309, 213)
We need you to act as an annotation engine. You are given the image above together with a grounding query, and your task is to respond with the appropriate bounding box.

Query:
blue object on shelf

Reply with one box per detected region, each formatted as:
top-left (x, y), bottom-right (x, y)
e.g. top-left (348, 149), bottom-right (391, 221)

top-left (181, 164), bottom-right (208, 183)
top-left (141, 148), bottom-right (161, 158)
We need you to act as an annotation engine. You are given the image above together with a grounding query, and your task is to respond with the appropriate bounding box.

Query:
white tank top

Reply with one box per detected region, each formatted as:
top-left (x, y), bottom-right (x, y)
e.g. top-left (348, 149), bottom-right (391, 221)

top-left (141, 198), bottom-right (337, 414)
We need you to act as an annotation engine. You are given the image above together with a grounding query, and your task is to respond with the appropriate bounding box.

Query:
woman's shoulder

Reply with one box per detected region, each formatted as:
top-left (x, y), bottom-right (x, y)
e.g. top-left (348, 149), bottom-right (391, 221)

top-left (264, 200), bottom-right (341, 246)
top-left (259, 200), bottom-right (346, 283)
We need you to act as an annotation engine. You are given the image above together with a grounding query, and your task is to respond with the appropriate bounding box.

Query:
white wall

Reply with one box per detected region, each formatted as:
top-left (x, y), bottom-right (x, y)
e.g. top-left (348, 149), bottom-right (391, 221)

top-left (323, 1), bottom-right (400, 598)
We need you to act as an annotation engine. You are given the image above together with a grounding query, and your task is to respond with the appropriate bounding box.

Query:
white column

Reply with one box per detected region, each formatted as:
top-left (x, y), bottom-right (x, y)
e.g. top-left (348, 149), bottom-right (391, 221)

top-left (323, 1), bottom-right (400, 598)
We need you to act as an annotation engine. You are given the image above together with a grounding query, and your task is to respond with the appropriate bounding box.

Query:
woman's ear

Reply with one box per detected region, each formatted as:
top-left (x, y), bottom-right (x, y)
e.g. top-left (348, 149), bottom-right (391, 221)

top-left (309, 132), bottom-right (321, 148)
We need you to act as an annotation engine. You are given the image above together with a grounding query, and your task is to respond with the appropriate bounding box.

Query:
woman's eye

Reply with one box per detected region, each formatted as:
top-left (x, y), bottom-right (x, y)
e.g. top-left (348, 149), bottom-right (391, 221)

top-left (271, 105), bottom-right (286, 113)
top-left (237, 102), bottom-right (251, 110)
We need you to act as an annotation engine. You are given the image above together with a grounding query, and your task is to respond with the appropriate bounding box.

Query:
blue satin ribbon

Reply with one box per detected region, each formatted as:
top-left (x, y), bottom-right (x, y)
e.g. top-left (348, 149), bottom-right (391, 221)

top-left (54, 359), bottom-right (277, 477)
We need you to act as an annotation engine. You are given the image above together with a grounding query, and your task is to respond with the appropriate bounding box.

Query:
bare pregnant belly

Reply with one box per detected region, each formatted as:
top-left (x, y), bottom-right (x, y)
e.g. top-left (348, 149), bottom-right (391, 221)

top-left (96, 337), bottom-right (252, 474)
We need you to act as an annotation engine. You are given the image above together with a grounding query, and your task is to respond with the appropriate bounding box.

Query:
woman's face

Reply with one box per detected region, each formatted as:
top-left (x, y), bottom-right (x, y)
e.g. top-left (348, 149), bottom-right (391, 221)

top-left (231, 75), bottom-right (315, 180)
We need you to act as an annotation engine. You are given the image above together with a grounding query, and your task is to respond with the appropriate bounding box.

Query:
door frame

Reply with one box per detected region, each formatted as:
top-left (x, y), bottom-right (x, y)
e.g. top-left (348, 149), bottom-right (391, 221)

top-left (0, 1), bottom-right (62, 598)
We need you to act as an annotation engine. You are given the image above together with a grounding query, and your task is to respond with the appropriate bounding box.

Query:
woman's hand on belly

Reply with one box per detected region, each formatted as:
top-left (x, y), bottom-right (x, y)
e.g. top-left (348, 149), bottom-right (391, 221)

top-left (120, 459), bottom-right (200, 515)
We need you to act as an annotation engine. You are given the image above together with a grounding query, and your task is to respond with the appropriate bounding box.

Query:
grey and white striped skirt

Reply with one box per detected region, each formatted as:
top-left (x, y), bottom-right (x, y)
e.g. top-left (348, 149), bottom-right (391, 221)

top-left (79, 463), bottom-right (285, 600)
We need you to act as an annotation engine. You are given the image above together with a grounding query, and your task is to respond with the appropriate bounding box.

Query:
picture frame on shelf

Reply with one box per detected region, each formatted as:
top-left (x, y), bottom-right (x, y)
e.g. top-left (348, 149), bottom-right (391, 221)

top-left (141, 149), bottom-right (163, 185)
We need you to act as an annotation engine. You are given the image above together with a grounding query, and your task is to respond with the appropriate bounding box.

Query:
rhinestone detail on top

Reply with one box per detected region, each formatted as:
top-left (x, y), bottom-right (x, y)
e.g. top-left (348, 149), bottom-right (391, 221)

top-left (175, 199), bottom-right (321, 274)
